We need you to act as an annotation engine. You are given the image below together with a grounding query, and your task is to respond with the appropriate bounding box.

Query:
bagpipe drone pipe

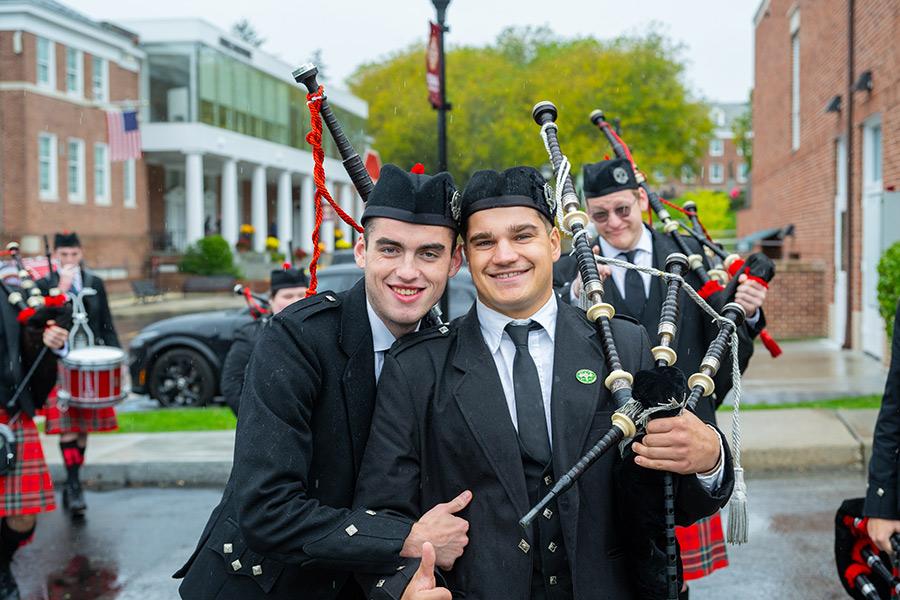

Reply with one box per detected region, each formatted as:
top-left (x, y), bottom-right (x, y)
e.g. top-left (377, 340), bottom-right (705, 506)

top-left (836, 498), bottom-right (900, 599)
top-left (589, 110), bottom-right (782, 358)
top-left (523, 100), bottom-right (751, 600)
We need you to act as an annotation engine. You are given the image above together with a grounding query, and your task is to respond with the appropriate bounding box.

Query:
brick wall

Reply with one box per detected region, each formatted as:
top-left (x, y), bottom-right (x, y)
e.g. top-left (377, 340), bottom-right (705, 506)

top-left (760, 259), bottom-right (827, 339)
top-left (0, 30), bottom-right (148, 279)
top-left (741, 0), bottom-right (900, 343)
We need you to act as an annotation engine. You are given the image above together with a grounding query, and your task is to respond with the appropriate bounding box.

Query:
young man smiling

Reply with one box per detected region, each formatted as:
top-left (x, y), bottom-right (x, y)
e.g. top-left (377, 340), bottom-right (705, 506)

top-left (356, 166), bottom-right (734, 600)
top-left (176, 165), bottom-right (469, 600)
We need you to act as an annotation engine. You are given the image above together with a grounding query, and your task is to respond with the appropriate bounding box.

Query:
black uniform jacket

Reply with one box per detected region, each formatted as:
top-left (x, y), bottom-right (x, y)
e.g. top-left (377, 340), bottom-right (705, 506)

top-left (0, 292), bottom-right (57, 416)
top-left (355, 301), bottom-right (735, 600)
top-left (39, 268), bottom-right (120, 348)
top-left (219, 318), bottom-right (265, 416)
top-left (175, 280), bottom-right (412, 600)
top-left (865, 301), bottom-right (900, 518)
top-left (553, 227), bottom-right (758, 423)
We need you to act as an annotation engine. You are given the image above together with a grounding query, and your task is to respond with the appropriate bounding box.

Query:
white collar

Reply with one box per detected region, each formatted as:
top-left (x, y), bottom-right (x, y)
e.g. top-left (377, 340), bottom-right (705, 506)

top-left (597, 225), bottom-right (653, 258)
top-left (365, 298), bottom-right (423, 353)
top-left (475, 293), bottom-right (558, 354)
top-left (365, 299), bottom-right (398, 354)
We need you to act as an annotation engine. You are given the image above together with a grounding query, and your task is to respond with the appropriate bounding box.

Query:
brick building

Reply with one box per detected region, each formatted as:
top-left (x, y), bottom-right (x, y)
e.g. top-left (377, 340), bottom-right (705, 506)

top-left (0, 0), bottom-right (146, 282)
top-left (1, 1), bottom-right (369, 288)
top-left (742, 0), bottom-right (899, 358)
top-left (656, 102), bottom-right (750, 200)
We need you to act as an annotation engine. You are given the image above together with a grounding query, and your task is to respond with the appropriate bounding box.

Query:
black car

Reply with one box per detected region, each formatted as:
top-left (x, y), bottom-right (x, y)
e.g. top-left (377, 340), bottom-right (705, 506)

top-left (129, 264), bottom-right (477, 407)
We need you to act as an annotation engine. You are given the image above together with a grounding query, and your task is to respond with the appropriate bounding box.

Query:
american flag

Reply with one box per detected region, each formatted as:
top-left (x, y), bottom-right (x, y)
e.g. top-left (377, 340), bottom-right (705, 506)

top-left (106, 110), bottom-right (142, 161)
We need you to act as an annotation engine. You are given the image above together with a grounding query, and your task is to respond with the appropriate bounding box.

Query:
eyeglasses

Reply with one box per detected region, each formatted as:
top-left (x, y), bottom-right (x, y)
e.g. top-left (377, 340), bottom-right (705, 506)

top-left (589, 196), bottom-right (639, 225)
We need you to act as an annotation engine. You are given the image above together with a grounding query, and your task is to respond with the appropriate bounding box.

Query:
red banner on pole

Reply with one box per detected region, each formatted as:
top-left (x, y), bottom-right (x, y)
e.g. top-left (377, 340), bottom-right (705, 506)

top-left (426, 21), bottom-right (443, 108)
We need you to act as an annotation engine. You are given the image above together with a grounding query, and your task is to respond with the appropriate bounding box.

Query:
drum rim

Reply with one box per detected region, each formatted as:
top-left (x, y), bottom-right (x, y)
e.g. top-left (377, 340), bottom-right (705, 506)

top-left (62, 346), bottom-right (126, 367)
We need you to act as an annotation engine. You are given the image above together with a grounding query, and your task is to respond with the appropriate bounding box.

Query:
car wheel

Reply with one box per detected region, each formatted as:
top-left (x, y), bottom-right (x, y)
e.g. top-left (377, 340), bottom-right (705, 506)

top-left (149, 348), bottom-right (216, 408)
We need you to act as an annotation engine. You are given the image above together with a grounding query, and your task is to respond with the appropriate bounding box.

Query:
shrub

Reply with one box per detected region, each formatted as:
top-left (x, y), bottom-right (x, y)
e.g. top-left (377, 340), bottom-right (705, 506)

top-left (671, 189), bottom-right (735, 234)
top-left (877, 242), bottom-right (900, 340)
top-left (179, 235), bottom-right (242, 277)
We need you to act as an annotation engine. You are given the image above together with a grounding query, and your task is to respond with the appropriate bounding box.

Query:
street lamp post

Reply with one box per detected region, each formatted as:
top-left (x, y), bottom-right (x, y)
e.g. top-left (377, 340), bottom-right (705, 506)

top-left (432, 0), bottom-right (451, 173)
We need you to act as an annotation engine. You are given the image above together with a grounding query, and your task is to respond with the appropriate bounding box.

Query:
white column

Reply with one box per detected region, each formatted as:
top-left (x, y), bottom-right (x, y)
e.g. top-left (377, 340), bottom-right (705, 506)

top-left (251, 165), bottom-right (267, 253)
top-left (221, 158), bottom-right (238, 250)
top-left (300, 175), bottom-right (315, 254)
top-left (322, 219), bottom-right (336, 253)
top-left (338, 184), bottom-right (353, 243)
top-left (185, 152), bottom-right (204, 246)
top-left (353, 190), bottom-right (365, 242)
top-left (277, 170), bottom-right (293, 258)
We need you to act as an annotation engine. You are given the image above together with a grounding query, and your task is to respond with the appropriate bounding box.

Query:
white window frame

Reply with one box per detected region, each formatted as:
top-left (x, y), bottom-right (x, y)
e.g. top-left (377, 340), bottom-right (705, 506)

top-left (790, 10), bottom-right (801, 151)
top-left (91, 55), bottom-right (109, 103)
top-left (736, 162), bottom-right (748, 183)
top-left (709, 162), bottom-right (724, 184)
top-left (65, 47), bottom-right (83, 97)
top-left (123, 158), bottom-right (137, 208)
top-left (93, 143), bottom-right (111, 205)
top-left (67, 138), bottom-right (85, 203)
top-left (709, 139), bottom-right (724, 157)
top-left (36, 37), bottom-right (55, 89)
top-left (38, 133), bottom-right (58, 201)
top-left (680, 166), bottom-right (696, 184)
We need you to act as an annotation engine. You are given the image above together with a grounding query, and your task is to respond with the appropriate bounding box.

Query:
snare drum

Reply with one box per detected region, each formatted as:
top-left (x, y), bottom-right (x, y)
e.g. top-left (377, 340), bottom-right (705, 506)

top-left (57, 346), bottom-right (129, 409)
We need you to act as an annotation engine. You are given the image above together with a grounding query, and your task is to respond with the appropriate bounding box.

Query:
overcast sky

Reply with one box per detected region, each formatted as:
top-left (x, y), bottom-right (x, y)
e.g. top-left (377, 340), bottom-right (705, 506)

top-left (76, 0), bottom-right (760, 103)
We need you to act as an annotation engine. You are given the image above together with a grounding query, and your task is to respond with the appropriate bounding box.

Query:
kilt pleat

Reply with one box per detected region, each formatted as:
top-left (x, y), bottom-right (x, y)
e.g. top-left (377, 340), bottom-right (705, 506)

top-left (676, 512), bottom-right (729, 580)
top-left (0, 410), bottom-right (56, 516)
top-left (43, 387), bottom-right (118, 434)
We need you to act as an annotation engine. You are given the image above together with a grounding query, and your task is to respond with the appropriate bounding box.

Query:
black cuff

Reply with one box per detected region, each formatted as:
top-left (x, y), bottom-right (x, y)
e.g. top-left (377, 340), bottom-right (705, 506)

top-left (303, 508), bottom-right (413, 573)
top-left (865, 480), bottom-right (900, 519)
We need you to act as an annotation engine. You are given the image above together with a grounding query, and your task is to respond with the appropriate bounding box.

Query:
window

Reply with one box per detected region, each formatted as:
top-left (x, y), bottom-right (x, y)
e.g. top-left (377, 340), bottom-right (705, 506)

top-left (709, 163), bottom-right (724, 184)
top-left (94, 143), bottom-right (110, 204)
top-left (65, 47), bottom-right (83, 96)
top-left (38, 133), bottom-right (58, 200)
top-left (869, 124), bottom-right (882, 183)
top-left (91, 56), bottom-right (108, 102)
top-left (709, 139), bottom-right (724, 157)
top-left (36, 37), bottom-right (55, 88)
top-left (123, 159), bottom-right (136, 208)
top-left (680, 166), bottom-right (696, 184)
top-left (736, 162), bottom-right (748, 183)
top-left (67, 138), bottom-right (85, 203)
top-left (790, 10), bottom-right (801, 150)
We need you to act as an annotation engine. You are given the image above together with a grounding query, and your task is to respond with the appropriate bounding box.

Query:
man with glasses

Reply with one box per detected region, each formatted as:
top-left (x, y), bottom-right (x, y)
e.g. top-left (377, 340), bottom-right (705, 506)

top-left (554, 158), bottom-right (766, 597)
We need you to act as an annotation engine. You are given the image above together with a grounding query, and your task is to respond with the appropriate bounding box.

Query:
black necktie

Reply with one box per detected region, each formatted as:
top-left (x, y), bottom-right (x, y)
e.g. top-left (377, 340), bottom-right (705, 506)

top-left (620, 250), bottom-right (646, 318)
top-left (504, 321), bottom-right (551, 465)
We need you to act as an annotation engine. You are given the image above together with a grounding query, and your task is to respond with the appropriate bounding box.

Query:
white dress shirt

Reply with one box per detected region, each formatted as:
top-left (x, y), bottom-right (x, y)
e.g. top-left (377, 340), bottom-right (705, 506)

top-left (366, 300), bottom-right (399, 382)
top-left (597, 226), bottom-right (654, 298)
top-left (476, 294), bottom-right (558, 446)
top-left (477, 293), bottom-right (724, 489)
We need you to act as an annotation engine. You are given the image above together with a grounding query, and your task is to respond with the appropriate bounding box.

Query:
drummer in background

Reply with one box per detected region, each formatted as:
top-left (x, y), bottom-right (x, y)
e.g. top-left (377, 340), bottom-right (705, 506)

top-left (220, 266), bottom-right (308, 416)
top-left (37, 232), bottom-right (120, 518)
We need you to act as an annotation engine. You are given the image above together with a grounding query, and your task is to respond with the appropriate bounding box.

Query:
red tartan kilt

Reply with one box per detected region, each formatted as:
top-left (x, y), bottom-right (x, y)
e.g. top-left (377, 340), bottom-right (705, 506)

top-left (0, 410), bottom-right (56, 516)
top-left (676, 512), bottom-right (729, 580)
top-left (43, 387), bottom-right (118, 434)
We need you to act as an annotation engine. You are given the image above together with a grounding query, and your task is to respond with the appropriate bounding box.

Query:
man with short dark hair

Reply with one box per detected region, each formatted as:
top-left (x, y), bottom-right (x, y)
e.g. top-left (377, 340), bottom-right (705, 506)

top-left (38, 232), bottom-right (120, 518)
top-left (176, 164), bottom-right (469, 600)
top-left (356, 166), bottom-right (734, 600)
top-left (220, 266), bottom-right (309, 416)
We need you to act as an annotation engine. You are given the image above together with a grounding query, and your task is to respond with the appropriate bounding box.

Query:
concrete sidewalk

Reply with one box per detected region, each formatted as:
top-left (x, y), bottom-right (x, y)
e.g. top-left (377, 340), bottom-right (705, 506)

top-left (37, 407), bottom-right (884, 488)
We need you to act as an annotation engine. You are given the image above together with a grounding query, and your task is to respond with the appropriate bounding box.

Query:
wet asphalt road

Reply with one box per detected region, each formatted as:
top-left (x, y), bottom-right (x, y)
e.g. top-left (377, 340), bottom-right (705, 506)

top-left (13, 475), bottom-right (864, 599)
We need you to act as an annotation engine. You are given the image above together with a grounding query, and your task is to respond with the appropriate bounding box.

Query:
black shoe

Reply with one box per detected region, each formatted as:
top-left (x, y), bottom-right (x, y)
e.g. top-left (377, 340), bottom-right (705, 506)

top-left (0, 562), bottom-right (20, 600)
top-left (62, 480), bottom-right (87, 516)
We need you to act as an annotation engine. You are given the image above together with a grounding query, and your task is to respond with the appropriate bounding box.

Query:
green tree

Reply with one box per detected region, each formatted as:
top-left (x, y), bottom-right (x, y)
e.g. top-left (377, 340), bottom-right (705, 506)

top-left (878, 242), bottom-right (900, 340)
top-left (673, 189), bottom-right (735, 234)
top-left (348, 28), bottom-right (712, 186)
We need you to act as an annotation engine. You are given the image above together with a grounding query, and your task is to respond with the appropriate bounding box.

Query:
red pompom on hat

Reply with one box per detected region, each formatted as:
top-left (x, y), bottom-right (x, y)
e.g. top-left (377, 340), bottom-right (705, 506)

top-left (410, 163), bottom-right (425, 175)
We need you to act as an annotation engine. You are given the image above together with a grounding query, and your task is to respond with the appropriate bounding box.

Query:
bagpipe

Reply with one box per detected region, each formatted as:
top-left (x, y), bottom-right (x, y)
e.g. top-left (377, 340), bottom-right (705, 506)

top-left (291, 63), bottom-right (444, 326)
top-left (522, 102), bottom-right (750, 600)
top-left (234, 284), bottom-right (271, 320)
top-left (589, 110), bottom-right (782, 358)
top-left (836, 499), bottom-right (900, 599)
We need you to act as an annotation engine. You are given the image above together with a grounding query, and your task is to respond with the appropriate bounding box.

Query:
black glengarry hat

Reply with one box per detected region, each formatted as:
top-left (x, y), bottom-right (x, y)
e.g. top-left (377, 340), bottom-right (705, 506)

top-left (54, 231), bottom-right (81, 248)
top-left (582, 158), bottom-right (639, 197)
top-left (270, 267), bottom-right (309, 293)
top-left (457, 166), bottom-right (555, 228)
top-left (361, 164), bottom-right (457, 230)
